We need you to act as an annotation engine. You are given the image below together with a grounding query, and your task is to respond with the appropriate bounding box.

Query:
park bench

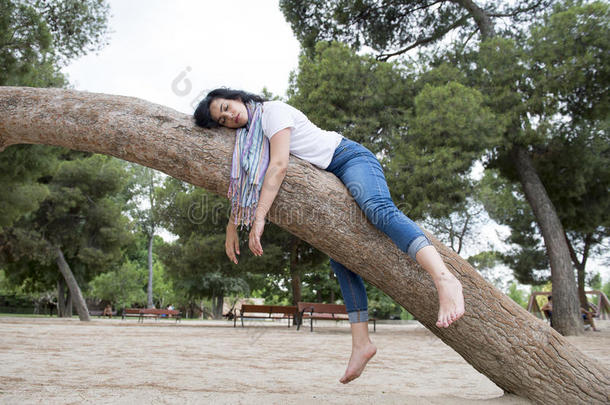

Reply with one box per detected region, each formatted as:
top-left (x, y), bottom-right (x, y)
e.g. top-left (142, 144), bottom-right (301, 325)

top-left (234, 304), bottom-right (297, 327)
top-left (122, 308), bottom-right (181, 323)
top-left (297, 302), bottom-right (376, 332)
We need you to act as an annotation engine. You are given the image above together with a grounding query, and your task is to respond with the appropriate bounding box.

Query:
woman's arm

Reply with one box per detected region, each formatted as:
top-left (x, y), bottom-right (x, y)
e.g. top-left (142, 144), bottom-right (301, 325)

top-left (249, 128), bottom-right (291, 256)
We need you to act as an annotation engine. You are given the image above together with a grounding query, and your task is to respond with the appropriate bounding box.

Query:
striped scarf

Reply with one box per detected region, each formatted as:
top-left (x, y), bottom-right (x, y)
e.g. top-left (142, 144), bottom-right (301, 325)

top-left (228, 101), bottom-right (270, 228)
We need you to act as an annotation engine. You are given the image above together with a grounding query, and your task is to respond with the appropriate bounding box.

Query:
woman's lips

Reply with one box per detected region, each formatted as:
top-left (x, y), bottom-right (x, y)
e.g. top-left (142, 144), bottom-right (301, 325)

top-left (235, 113), bottom-right (239, 124)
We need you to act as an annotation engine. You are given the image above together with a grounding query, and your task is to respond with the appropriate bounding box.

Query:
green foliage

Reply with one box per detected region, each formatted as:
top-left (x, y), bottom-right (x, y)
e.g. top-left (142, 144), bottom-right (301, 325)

top-left (588, 273), bottom-right (602, 290)
top-left (366, 284), bottom-right (403, 319)
top-left (0, 0), bottom-right (110, 229)
top-left (528, 0), bottom-right (609, 121)
top-left (469, 2), bottom-right (610, 284)
top-left (0, 145), bottom-right (60, 231)
top-left (1, 154), bottom-right (132, 292)
top-left (288, 41), bottom-right (414, 154)
top-left (0, 269), bottom-right (13, 294)
top-left (280, 0), bottom-right (551, 57)
top-left (151, 261), bottom-right (177, 308)
top-left (0, 0), bottom-right (109, 87)
top-left (507, 282), bottom-right (527, 308)
top-left (89, 260), bottom-right (147, 309)
top-left (0, 0), bottom-right (64, 87)
top-left (478, 170), bottom-right (550, 284)
top-left (29, 0), bottom-right (111, 63)
top-left (603, 280), bottom-right (610, 299)
top-left (388, 79), bottom-right (499, 219)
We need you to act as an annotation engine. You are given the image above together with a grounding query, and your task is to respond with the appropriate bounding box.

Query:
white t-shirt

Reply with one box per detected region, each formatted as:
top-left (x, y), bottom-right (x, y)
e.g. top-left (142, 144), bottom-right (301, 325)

top-left (261, 101), bottom-right (343, 169)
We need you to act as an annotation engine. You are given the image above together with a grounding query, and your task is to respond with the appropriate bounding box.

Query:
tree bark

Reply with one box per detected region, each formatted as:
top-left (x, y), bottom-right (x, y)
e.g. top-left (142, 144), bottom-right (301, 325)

top-left (57, 278), bottom-right (66, 317)
top-left (65, 290), bottom-right (73, 318)
top-left (451, 0), bottom-right (495, 39)
top-left (55, 247), bottom-right (90, 321)
top-left (56, 278), bottom-right (73, 317)
top-left (512, 145), bottom-right (582, 336)
top-left (212, 294), bottom-right (223, 319)
top-left (147, 233), bottom-right (154, 308)
top-left (0, 88), bottom-right (607, 403)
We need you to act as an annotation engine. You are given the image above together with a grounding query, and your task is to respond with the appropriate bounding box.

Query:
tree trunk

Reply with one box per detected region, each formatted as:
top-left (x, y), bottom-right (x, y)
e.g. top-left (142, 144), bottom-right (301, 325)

top-left (1, 88), bottom-right (607, 403)
top-left (512, 146), bottom-right (582, 336)
top-left (289, 237), bottom-right (302, 306)
top-left (212, 294), bottom-right (223, 319)
top-left (56, 278), bottom-right (73, 317)
top-left (567, 233), bottom-right (592, 310)
top-left (147, 233), bottom-right (154, 308)
top-left (329, 270), bottom-right (335, 303)
top-left (55, 247), bottom-right (90, 321)
top-left (57, 278), bottom-right (66, 317)
top-left (65, 290), bottom-right (73, 318)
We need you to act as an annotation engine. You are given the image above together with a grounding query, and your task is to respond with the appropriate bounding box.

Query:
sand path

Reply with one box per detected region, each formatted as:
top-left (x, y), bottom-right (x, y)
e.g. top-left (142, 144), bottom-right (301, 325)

top-left (1, 317), bottom-right (607, 404)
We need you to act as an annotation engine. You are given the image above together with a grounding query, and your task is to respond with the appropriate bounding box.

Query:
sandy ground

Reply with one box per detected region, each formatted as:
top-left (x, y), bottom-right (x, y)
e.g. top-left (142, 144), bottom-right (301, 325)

top-left (0, 317), bottom-right (608, 405)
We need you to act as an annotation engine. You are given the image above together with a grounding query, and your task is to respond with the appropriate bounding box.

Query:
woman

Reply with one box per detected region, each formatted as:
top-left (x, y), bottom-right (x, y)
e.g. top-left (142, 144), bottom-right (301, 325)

top-left (194, 88), bottom-right (464, 384)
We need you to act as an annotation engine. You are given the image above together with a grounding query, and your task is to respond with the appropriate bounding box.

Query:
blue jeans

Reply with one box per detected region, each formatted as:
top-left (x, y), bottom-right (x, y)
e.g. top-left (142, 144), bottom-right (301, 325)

top-left (325, 138), bottom-right (430, 323)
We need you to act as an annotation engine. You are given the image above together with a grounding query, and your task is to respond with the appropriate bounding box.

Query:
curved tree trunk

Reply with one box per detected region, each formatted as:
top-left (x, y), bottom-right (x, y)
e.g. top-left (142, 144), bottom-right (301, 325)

top-left (512, 146), bottom-right (582, 336)
top-left (55, 247), bottom-right (90, 321)
top-left (451, 0), bottom-right (495, 39)
top-left (0, 88), bottom-right (607, 403)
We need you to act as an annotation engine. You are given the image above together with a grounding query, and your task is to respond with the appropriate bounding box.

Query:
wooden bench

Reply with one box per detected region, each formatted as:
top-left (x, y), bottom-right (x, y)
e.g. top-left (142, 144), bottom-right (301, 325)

top-left (122, 308), bottom-right (181, 323)
top-left (297, 302), bottom-right (376, 332)
top-left (234, 304), bottom-right (297, 328)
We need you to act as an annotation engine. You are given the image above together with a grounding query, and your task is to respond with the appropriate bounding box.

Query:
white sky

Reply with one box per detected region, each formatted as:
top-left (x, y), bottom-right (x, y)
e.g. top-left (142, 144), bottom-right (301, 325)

top-left (62, 0), bottom-right (300, 114)
top-left (60, 0), bottom-right (609, 284)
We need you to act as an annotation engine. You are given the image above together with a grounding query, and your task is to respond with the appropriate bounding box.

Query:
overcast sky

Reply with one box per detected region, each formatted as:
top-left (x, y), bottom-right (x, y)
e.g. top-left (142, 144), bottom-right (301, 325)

top-left (62, 0), bottom-right (300, 114)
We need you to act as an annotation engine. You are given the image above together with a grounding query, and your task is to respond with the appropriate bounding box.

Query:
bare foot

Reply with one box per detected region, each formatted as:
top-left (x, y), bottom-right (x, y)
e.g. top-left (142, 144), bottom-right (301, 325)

top-left (435, 273), bottom-right (465, 328)
top-left (339, 341), bottom-right (377, 384)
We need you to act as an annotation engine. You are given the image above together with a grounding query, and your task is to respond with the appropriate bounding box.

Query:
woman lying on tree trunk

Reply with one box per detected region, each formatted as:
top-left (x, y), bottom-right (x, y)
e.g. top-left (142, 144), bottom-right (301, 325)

top-left (194, 88), bottom-right (465, 384)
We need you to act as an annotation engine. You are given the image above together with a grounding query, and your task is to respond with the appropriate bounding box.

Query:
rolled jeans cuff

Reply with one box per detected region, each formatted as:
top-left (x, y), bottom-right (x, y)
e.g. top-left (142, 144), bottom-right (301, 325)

top-left (348, 310), bottom-right (369, 323)
top-left (407, 235), bottom-right (431, 261)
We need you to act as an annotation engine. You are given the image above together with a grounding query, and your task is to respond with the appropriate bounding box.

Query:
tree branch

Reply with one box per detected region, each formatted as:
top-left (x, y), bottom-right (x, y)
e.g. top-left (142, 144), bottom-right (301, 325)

top-left (376, 14), bottom-right (470, 61)
top-left (488, 0), bottom-right (547, 18)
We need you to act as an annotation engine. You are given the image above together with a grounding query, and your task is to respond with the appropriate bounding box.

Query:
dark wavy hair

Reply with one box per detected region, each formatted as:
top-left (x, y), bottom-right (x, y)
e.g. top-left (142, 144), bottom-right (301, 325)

top-left (193, 88), bottom-right (265, 128)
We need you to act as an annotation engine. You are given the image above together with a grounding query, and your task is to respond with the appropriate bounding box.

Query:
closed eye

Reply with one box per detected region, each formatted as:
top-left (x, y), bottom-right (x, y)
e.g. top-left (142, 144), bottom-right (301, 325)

top-left (219, 103), bottom-right (228, 124)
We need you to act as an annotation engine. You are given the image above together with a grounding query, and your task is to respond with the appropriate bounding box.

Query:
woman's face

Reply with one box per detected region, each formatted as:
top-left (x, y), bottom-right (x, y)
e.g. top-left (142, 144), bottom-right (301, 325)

top-left (209, 97), bottom-right (248, 128)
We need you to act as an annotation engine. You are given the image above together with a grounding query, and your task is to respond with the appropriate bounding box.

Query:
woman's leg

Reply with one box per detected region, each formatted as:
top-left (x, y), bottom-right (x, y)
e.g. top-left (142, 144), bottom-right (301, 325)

top-left (330, 259), bottom-right (377, 383)
top-left (330, 259), bottom-right (368, 322)
top-left (327, 140), bottom-right (464, 328)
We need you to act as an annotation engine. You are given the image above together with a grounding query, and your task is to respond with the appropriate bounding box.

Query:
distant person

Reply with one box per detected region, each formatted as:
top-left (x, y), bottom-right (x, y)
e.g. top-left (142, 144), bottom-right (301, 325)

top-left (167, 304), bottom-right (175, 311)
top-left (541, 296), bottom-right (600, 331)
top-left (581, 303), bottom-right (600, 332)
top-left (102, 304), bottom-right (113, 318)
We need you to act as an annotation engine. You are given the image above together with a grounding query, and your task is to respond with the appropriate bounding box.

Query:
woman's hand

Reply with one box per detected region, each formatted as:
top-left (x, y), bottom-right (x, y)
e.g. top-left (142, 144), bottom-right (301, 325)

top-left (225, 222), bottom-right (240, 264)
top-left (249, 216), bottom-right (265, 256)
